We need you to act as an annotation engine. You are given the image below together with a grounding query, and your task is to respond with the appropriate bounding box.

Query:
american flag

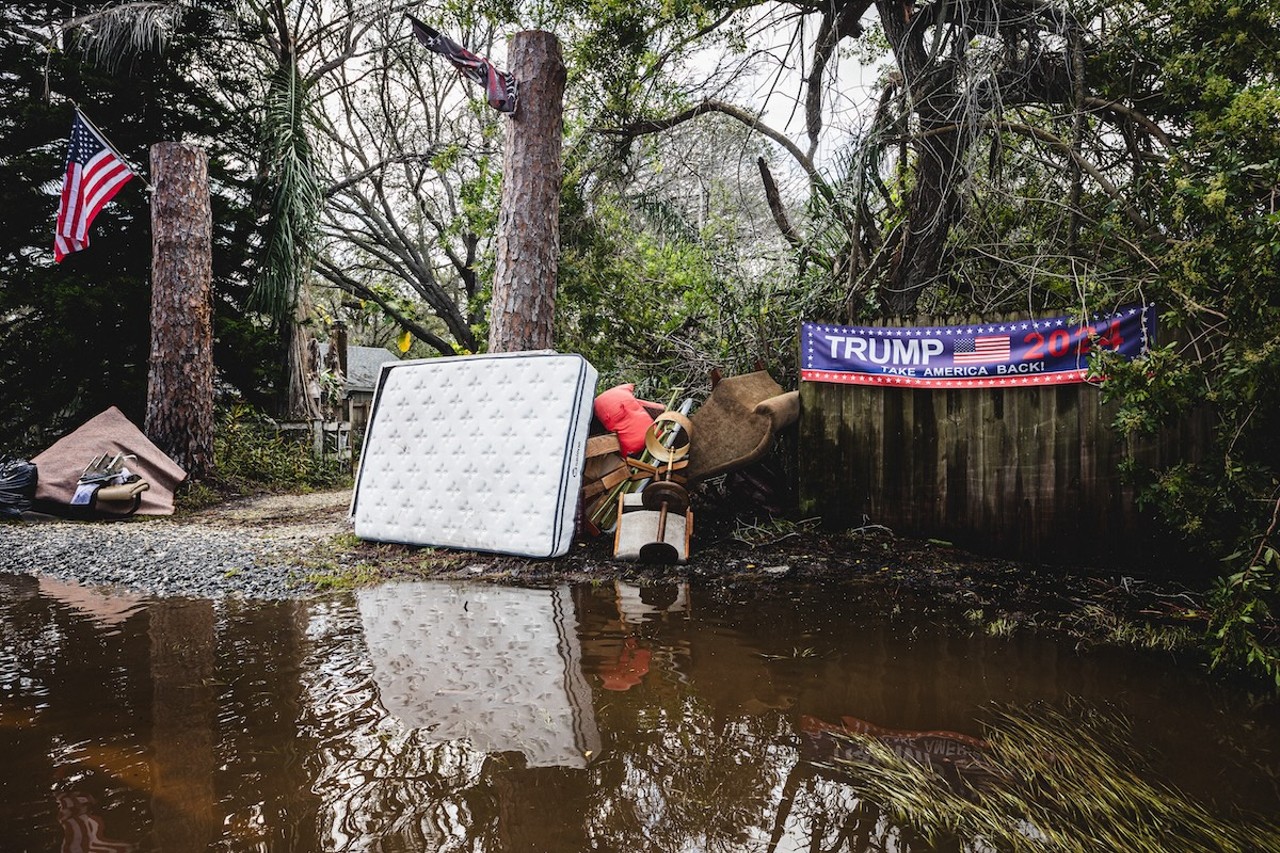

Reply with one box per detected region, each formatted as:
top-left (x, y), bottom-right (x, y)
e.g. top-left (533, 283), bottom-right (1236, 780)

top-left (54, 111), bottom-right (135, 262)
top-left (953, 335), bottom-right (1010, 364)
top-left (408, 15), bottom-right (517, 114)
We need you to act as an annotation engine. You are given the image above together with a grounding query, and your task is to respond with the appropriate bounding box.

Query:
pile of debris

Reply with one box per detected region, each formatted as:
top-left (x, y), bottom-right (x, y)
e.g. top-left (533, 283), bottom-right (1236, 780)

top-left (2, 407), bottom-right (187, 520)
top-left (580, 371), bottom-right (798, 564)
top-left (348, 353), bottom-right (799, 565)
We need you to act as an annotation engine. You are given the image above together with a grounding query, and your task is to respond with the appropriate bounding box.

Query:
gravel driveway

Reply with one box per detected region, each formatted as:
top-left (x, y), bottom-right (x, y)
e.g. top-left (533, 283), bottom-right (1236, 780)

top-left (0, 490), bottom-right (354, 599)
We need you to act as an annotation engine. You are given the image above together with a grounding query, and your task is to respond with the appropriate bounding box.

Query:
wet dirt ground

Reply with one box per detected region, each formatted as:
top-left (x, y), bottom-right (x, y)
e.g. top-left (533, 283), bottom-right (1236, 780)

top-left (181, 486), bottom-right (1217, 661)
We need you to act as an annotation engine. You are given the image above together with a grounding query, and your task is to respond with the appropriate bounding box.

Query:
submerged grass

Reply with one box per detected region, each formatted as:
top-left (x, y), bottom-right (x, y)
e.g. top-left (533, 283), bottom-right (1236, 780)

top-left (965, 600), bottom-right (1199, 655)
top-left (823, 703), bottom-right (1280, 852)
top-left (300, 534), bottom-right (471, 591)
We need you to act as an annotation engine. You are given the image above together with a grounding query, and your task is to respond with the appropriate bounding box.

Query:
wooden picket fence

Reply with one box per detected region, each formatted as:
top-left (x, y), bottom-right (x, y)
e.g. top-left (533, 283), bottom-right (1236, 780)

top-left (797, 321), bottom-right (1209, 564)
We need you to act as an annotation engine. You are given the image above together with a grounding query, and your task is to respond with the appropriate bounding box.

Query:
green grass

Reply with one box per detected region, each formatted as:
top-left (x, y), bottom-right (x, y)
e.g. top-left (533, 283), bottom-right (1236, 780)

top-left (819, 703), bottom-right (1280, 851)
top-left (304, 562), bottom-right (381, 591)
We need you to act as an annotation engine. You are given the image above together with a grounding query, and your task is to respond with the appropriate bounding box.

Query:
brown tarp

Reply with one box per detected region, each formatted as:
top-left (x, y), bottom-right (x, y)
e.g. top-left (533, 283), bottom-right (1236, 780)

top-left (32, 406), bottom-right (188, 515)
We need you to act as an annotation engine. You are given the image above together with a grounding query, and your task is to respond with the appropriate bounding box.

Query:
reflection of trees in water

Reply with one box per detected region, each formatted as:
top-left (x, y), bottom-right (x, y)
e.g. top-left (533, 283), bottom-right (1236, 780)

top-left (211, 600), bottom-right (322, 849)
top-left (582, 690), bottom-right (1251, 853)
top-left (773, 767), bottom-right (870, 852)
top-left (580, 693), bottom-right (959, 852)
top-left (0, 575), bottom-right (155, 851)
top-left (585, 695), bottom-right (796, 851)
top-left (573, 581), bottom-right (970, 852)
top-left (0, 576), bottom-right (63, 850)
top-left (314, 726), bottom-right (497, 850)
top-left (768, 765), bottom-right (964, 853)
top-left (149, 598), bottom-right (217, 850)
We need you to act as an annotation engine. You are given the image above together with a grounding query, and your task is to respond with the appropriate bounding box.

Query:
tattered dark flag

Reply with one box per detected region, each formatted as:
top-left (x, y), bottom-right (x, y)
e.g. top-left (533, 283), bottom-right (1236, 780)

top-left (407, 15), bottom-right (517, 114)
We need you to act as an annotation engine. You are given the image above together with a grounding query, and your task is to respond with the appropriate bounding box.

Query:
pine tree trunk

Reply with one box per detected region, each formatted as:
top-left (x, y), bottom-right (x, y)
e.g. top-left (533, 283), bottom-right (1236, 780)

top-left (146, 142), bottom-right (214, 479)
top-left (489, 31), bottom-right (566, 353)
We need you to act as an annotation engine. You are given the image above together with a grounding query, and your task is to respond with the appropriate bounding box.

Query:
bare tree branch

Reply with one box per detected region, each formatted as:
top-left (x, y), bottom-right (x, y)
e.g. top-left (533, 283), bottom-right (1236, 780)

top-left (1081, 97), bottom-right (1175, 149)
top-left (599, 99), bottom-right (818, 181)
top-left (323, 151), bottom-right (437, 198)
top-left (805, 2), bottom-right (872, 159)
top-left (314, 257), bottom-right (456, 356)
top-left (757, 157), bottom-right (805, 249)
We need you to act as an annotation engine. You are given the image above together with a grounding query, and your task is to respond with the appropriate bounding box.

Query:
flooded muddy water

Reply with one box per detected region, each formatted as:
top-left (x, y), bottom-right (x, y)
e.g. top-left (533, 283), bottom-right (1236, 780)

top-left (1, 574), bottom-right (1276, 851)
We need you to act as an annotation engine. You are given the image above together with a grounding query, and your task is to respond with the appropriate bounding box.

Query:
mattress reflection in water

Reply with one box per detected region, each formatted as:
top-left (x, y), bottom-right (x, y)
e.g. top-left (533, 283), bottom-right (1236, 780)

top-left (356, 581), bottom-right (601, 768)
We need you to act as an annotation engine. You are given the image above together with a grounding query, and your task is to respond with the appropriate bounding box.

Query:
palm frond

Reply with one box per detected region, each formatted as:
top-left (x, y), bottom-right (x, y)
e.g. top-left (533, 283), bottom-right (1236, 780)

top-left (628, 191), bottom-right (701, 245)
top-left (63, 2), bottom-right (185, 70)
top-left (254, 60), bottom-right (323, 327)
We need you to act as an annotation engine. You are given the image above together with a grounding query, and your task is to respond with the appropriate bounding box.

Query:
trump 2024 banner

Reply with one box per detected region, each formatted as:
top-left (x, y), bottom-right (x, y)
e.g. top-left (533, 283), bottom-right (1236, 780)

top-left (801, 305), bottom-right (1156, 389)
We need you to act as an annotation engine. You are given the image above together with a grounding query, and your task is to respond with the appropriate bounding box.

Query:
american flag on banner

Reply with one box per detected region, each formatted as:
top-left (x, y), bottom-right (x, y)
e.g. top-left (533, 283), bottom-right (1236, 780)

top-left (407, 15), bottom-right (518, 114)
top-left (54, 110), bottom-right (136, 262)
top-left (953, 335), bottom-right (1011, 364)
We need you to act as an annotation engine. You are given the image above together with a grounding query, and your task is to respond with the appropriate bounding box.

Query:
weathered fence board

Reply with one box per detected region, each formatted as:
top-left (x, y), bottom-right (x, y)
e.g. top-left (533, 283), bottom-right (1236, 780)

top-left (799, 375), bottom-right (1208, 564)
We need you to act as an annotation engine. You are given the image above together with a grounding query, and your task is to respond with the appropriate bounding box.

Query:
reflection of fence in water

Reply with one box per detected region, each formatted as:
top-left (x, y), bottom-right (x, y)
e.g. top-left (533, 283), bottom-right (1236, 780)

top-left (798, 713), bottom-right (994, 792)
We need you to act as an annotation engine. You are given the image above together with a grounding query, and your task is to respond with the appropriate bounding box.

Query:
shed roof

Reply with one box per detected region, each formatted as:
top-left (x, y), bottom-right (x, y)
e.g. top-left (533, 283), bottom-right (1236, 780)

top-left (319, 342), bottom-right (399, 395)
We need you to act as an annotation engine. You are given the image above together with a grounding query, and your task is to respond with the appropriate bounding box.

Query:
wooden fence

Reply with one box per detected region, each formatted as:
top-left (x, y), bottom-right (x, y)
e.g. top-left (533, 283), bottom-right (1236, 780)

top-left (798, 377), bottom-right (1209, 565)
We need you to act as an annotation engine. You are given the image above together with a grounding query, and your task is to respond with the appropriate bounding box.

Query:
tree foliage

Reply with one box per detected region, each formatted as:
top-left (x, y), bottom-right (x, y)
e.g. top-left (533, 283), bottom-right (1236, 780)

top-left (557, 113), bottom-right (828, 397)
top-left (0, 2), bottom-right (271, 454)
top-left (311, 6), bottom-right (511, 356)
top-left (1094, 0), bottom-right (1280, 682)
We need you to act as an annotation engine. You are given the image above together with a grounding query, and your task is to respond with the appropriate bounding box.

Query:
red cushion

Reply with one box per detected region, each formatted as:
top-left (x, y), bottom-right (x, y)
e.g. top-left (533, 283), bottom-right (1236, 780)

top-left (594, 384), bottom-right (654, 457)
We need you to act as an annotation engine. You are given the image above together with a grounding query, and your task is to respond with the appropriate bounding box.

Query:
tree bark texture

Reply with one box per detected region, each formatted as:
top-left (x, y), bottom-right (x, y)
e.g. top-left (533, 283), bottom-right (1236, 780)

top-left (146, 142), bottom-right (214, 479)
top-left (489, 30), bottom-right (566, 353)
top-left (888, 127), bottom-right (968, 314)
top-left (285, 290), bottom-right (322, 422)
top-left (875, 0), bottom-right (972, 315)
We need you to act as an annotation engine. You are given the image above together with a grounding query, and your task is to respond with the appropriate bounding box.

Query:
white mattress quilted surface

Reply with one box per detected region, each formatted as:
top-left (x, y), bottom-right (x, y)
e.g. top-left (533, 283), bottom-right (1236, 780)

top-left (352, 351), bottom-right (598, 557)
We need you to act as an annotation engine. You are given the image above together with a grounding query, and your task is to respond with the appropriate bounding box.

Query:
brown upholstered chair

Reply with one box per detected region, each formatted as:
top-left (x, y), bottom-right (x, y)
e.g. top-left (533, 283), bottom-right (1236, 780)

top-left (683, 371), bottom-right (799, 486)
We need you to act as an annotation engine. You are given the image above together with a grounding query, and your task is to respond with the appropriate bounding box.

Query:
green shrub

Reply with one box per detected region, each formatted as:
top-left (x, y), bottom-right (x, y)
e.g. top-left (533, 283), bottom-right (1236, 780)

top-left (212, 403), bottom-right (351, 492)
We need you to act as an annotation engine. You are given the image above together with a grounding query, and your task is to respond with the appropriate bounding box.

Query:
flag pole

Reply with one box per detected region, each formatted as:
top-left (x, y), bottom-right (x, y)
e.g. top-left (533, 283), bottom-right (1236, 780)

top-left (73, 104), bottom-right (152, 190)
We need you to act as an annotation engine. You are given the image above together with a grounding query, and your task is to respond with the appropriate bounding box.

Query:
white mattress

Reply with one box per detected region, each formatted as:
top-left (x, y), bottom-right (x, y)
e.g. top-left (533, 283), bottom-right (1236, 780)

top-left (357, 581), bottom-right (601, 768)
top-left (351, 351), bottom-right (597, 557)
